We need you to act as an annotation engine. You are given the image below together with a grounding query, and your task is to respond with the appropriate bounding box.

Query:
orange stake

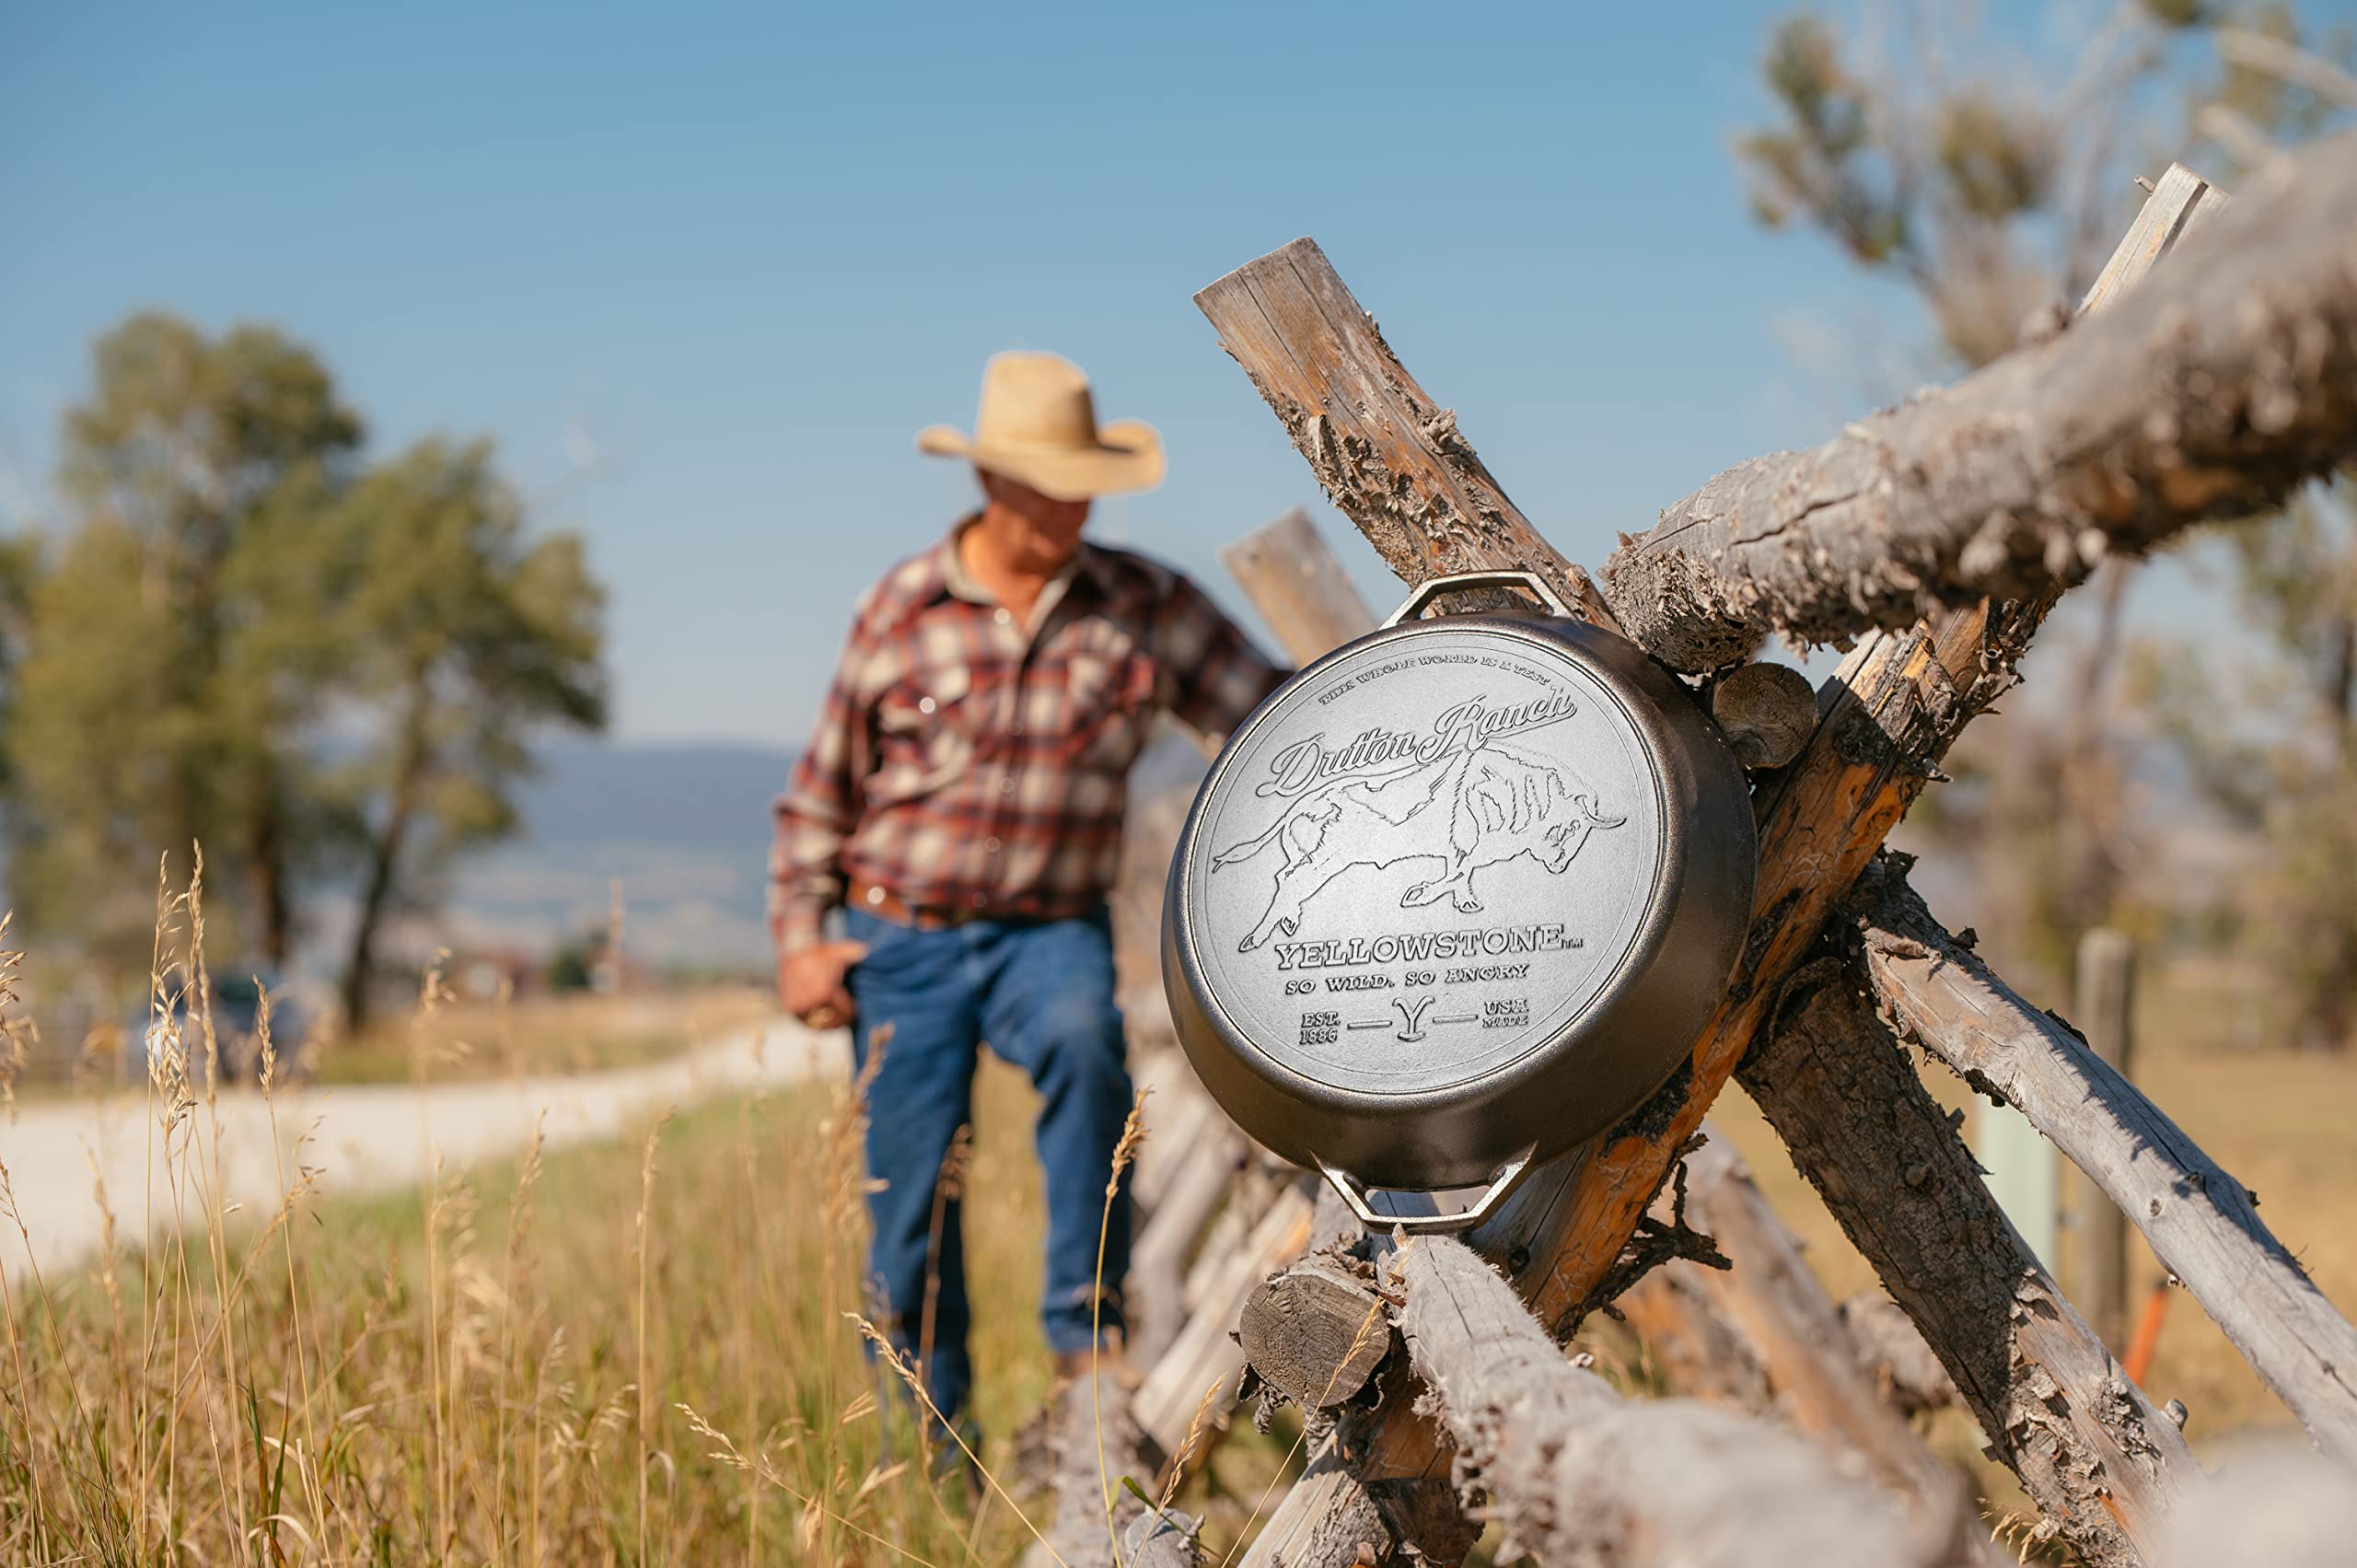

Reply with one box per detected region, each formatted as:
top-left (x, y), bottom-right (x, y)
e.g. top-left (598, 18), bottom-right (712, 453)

top-left (2122, 1280), bottom-right (2174, 1384)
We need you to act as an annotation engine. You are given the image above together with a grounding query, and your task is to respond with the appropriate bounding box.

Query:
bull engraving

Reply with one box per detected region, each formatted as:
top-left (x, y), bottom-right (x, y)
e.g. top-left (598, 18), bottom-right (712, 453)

top-left (1209, 741), bottom-right (1627, 953)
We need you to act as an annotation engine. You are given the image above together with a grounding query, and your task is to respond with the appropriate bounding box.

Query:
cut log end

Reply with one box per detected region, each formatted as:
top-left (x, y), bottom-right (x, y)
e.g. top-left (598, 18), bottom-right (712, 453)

top-left (1604, 546), bottom-right (1763, 671)
top-left (1238, 1253), bottom-right (1393, 1410)
top-left (1713, 661), bottom-right (1819, 770)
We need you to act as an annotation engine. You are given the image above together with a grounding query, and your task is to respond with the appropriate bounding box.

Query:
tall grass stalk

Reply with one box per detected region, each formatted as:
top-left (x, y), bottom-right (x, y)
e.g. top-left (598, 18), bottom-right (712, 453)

top-left (1093, 1091), bottom-right (1149, 1566)
top-left (0, 856), bottom-right (1305, 1563)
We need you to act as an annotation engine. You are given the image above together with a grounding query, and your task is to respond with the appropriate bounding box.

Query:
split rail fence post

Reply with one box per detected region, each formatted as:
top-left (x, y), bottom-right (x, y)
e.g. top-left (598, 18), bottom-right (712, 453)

top-left (2074, 924), bottom-right (2138, 1349)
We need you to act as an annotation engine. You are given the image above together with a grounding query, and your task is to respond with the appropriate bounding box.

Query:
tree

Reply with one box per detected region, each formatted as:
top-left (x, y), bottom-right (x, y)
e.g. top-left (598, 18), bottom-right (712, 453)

top-left (1735, 0), bottom-right (2350, 987)
top-left (9, 313), bottom-right (361, 981)
top-left (2137, 482), bottom-right (2357, 1049)
top-left (327, 439), bottom-right (606, 1028)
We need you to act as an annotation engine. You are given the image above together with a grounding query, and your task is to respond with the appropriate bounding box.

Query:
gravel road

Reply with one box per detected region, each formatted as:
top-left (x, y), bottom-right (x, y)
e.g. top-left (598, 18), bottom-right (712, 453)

top-left (0, 1018), bottom-right (846, 1283)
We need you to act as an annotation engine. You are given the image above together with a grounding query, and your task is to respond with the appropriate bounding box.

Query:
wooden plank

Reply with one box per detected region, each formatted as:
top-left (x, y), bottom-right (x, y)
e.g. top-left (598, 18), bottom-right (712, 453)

top-left (2077, 164), bottom-right (2223, 315)
top-left (1129, 1116), bottom-right (1248, 1365)
top-left (1219, 506), bottom-right (1378, 664)
top-left (1852, 862), bottom-right (2357, 1466)
top-left (1236, 1441), bottom-right (1392, 1568)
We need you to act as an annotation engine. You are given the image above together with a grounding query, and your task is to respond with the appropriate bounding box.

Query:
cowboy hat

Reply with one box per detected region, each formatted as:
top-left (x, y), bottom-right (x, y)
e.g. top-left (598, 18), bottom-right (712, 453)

top-left (916, 351), bottom-right (1164, 501)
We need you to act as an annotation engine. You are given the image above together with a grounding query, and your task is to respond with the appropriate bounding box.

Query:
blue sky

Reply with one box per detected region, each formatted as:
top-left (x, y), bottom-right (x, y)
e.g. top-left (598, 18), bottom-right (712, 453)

top-left (0, 0), bottom-right (2278, 744)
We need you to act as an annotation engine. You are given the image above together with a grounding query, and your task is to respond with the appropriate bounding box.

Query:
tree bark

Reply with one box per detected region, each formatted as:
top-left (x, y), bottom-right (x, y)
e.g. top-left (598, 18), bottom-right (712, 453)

top-left (1383, 1232), bottom-right (1985, 1568)
top-left (1849, 857), bottom-right (2357, 1464)
top-left (342, 679), bottom-right (431, 1031)
top-left (1194, 243), bottom-right (1619, 628)
top-left (1736, 954), bottom-right (2194, 1566)
top-left (1594, 149), bottom-right (2357, 668)
top-left (245, 758), bottom-right (293, 971)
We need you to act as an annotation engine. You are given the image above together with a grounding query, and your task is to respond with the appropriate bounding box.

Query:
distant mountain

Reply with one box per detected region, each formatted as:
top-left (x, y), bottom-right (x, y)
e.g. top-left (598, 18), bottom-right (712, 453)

top-left (430, 730), bottom-right (1212, 979)
top-left (436, 739), bottom-right (795, 974)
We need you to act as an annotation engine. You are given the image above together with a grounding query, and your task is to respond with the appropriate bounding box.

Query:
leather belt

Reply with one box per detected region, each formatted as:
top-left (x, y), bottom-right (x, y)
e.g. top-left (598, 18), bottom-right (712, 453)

top-left (847, 879), bottom-right (977, 931)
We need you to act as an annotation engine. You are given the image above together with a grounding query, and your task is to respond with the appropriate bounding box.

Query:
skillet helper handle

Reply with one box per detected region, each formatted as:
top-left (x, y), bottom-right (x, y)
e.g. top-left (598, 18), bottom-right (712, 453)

top-left (1314, 1145), bottom-right (1539, 1237)
top-left (1382, 570), bottom-right (1572, 629)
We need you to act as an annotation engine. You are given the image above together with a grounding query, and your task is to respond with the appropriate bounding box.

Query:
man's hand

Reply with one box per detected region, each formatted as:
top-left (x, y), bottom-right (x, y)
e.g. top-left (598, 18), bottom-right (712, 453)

top-left (779, 939), bottom-right (868, 1030)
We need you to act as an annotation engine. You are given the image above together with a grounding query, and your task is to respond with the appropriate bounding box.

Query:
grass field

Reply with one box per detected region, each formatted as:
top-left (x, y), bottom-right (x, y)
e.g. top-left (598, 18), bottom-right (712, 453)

top-left (309, 987), bottom-right (774, 1086)
top-left (0, 927), bottom-right (2348, 1564)
top-left (0, 981), bottom-right (1308, 1565)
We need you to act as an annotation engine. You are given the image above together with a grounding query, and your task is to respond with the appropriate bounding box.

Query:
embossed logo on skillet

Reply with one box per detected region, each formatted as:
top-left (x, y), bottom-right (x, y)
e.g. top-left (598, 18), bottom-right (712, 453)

top-left (1185, 626), bottom-right (1665, 1096)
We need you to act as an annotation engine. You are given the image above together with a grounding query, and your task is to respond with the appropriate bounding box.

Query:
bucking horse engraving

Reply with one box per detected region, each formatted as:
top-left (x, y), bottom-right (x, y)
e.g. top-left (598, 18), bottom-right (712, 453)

top-left (1210, 741), bottom-right (1627, 953)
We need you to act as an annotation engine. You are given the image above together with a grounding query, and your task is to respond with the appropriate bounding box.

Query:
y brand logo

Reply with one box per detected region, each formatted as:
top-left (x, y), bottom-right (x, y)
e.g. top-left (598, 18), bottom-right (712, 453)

top-left (1392, 995), bottom-right (1435, 1042)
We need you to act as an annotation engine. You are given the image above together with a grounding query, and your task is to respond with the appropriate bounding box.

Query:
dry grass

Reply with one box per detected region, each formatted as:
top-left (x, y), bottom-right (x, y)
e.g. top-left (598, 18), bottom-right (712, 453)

top-left (0, 865), bottom-right (1305, 1565)
top-left (312, 988), bottom-right (773, 1086)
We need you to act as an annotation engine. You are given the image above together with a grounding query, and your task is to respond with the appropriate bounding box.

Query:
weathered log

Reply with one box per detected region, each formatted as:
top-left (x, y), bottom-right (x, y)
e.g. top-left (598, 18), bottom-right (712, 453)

top-left (1134, 1179), bottom-right (1316, 1455)
top-left (1194, 242), bottom-right (1619, 628)
top-left (1130, 1113), bottom-right (1248, 1365)
top-left (1384, 1231), bottom-right (1984, 1568)
top-left (1020, 1366), bottom-right (1157, 1568)
top-left (1736, 955), bottom-right (2194, 1565)
top-left (1838, 1291), bottom-right (1961, 1418)
top-left (1850, 857), bottom-right (2357, 1465)
top-left (1595, 151), bottom-right (2346, 669)
top-left (1237, 1251), bottom-right (1392, 1411)
top-left (1712, 660), bottom-right (1819, 769)
top-left (1194, 242), bottom-right (2065, 1530)
top-left (1219, 506), bottom-right (1378, 663)
top-left (1675, 1132), bottom-right (1971, 1515)
top-left (1618, 1265), bottom-right (1773, 1411)
top-left (1123, 1505), bottom-right (1206, 1568)
top-left (1237, 1440), bottom-right (1395, 1568)
top-left (1233, 1185), bottom-right (1407, 1568)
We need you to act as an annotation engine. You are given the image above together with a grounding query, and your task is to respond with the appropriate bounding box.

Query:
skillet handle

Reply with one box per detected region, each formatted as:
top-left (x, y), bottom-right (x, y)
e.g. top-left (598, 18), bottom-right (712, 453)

top-left (1314, 1145), bottom-right (1538, 1237)
top-left (1382, 570), bottom-right (1571, 628)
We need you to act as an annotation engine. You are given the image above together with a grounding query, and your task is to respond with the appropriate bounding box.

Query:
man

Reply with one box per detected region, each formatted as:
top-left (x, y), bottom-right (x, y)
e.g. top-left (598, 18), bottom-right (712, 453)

top-left (771, 350), bottom-right (1285, 1426)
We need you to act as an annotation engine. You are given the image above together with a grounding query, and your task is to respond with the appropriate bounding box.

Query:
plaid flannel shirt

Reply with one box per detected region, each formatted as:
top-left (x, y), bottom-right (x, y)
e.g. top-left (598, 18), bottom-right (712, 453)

top-left (769, 519), bottom-right (1286, 952)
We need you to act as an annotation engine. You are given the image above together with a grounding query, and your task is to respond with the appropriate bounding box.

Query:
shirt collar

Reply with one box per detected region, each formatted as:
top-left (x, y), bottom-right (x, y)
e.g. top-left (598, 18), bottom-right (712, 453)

top-left (934, 514), bottom-right (1115, 615)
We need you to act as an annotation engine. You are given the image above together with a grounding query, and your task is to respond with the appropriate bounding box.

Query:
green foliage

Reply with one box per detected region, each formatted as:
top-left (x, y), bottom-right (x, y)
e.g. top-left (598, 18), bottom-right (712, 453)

top-left (324, 439), bottom-right (607, 1026)
top-left (1736, 3), bottom-right (2345, 369)
top-left (4, 312), bottom-right (609, 1017)
top-left (10, 313), bottom-right (364, 979)
top-left (1737, 17), bottom-right (1914, 268)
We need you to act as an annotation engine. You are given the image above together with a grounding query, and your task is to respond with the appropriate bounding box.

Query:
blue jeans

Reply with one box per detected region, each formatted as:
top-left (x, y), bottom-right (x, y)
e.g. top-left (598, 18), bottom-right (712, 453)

top-left (842, 903), bottom-right (1134, 1426)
